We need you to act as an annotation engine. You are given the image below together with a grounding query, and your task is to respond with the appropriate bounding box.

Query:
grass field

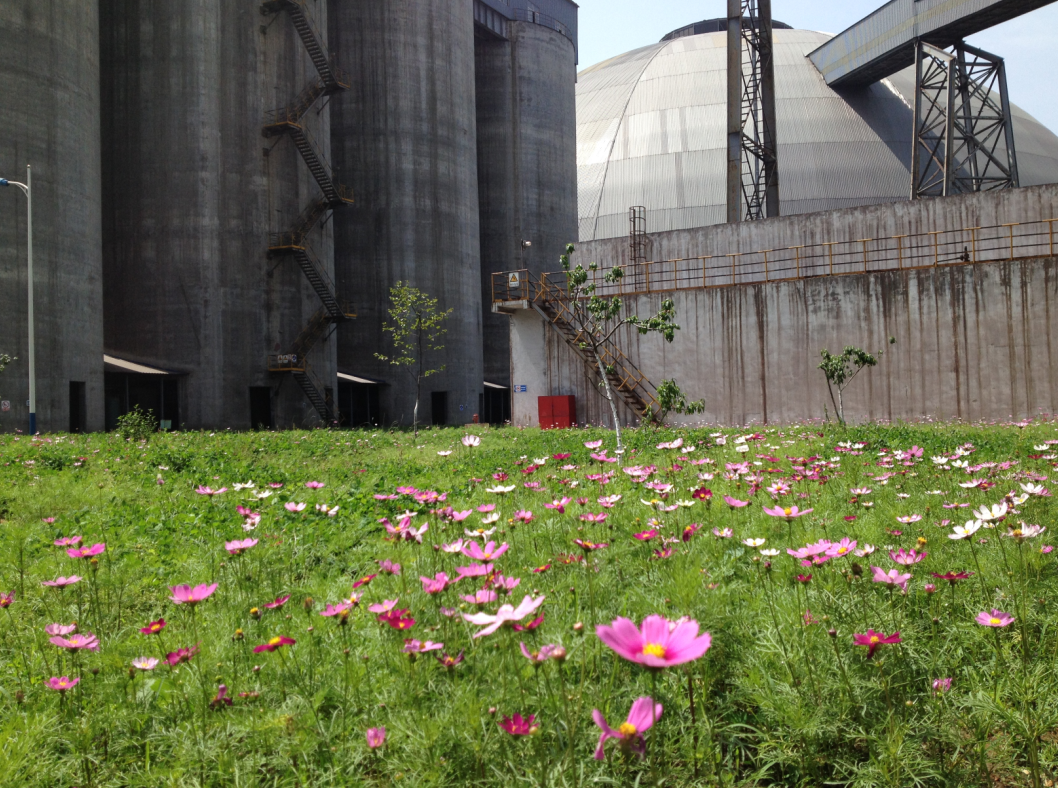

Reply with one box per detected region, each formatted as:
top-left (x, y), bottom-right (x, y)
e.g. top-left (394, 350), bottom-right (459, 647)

top-left (1, 420), bottom-right (1057, 787)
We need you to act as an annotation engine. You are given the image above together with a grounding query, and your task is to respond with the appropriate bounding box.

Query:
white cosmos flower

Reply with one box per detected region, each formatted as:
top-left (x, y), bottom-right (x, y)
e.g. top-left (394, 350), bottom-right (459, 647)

top-left (949, 520), bottom-right (983, 540)
top-left (973, 502), bottom-right (1007, 521)
top-left (233, 481), bottom-right (256, 491)
top-left (759, 549), bottom-right (779, 557)
top-left (742, 538), bottom-right (766, 547)
top-left (461, 435), bottom-right (481, 448)
top-left (481, 513), bottom-right (501, 525)
top-left (1009, 494), bottom-right (1029, 507)
top-left (437, 451), bottom-right (452, 457)
top-left (533, 458), bottom-right (548, 465)
top-left (487, 485), bottom-right (516, 494)
top-left (735, 445), bottom-right (750, 453)
top-left (932, 456), bottom-right (949, 465)
top-left (675, 500), bottom-right (696, 508)
top-left (1034, 444), bottom-right (1049, 451)
top-left (853, 544), bottom-right (876, 557)
top-left (951, 460), bottom-right (969, 469)
top-left (254, 491), bottom-right (273, 499)
top-left (1021, 483), bottom-right (1046, 495)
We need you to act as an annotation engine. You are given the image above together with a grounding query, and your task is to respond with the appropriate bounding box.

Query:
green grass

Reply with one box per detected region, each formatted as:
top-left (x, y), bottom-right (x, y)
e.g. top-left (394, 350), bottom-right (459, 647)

top-left (0, 420), bottom-right (1057, 787)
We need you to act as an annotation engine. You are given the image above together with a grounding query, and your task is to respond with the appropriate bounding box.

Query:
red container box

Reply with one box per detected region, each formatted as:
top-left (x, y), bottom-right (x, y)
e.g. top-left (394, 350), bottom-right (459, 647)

top-left (538, 395), bottom-right (576, 430)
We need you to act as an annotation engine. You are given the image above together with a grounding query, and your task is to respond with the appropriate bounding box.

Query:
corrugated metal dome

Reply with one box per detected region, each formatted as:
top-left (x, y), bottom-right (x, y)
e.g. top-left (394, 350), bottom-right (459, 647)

top-left (577, 28), bottom-right (1058, 241)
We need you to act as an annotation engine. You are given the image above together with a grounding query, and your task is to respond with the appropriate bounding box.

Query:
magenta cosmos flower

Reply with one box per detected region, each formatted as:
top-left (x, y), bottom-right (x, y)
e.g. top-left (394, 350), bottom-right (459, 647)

top-left (53, 536), bottom-right (82, 548)
top-left (976, 609), bottom-right (1015, 627)
top-left (890, 548), bottom-right (926, 565)
top-left (169, 583), bottom-right (218, 605)
top-left (0, 592), bottom-right (14, 608)
top-left (47, 676), bottom-right (80, 693)
top-left (461, 540), bottom-right (508, 561)
top-left (254, 636), bottom-right (296, 653)
top-left (723, 496), bottom-right (749, 508)
top-left (225, 538), bottom-right (258, 555)
top-left (853, 629), bottom-right (902, 658)
top-left (166, 645), bottom-right (199, 665)
top-left (463, 595), bottom-right (545, 638)
top-left (140, 618), bottom-right (166, 635)
top-left (366, 727), bottom-right (386, 749)
top-left (871, 566), bottom-right (911, 592)
top-left (762, 505), bottom-right (813, 520)
top-left (42, 576), bottom-right (81, 588)
top-left (933, 677), bottom-right (952, 694)
top-left (593, 697), bottom-right (663, 760)
top-left (499, 713), bottom-right (538, 735)
top-left (596, 615), bottom-right (712, 669)
top-left (265, 595), bottom-right (291, 610)
top-left (305, 481), bottom-right (325, 489)
top-left (420, 573), bottom-right (452, 594)
top-left (66, 543), bottom-right (105, 560)
top-left (50, 633), bottom-right (100, 652)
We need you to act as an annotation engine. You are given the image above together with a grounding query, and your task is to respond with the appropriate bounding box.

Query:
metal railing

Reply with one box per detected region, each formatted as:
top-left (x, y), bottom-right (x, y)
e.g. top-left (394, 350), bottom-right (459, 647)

top-left (493, 217), bottom-right (1058, 303)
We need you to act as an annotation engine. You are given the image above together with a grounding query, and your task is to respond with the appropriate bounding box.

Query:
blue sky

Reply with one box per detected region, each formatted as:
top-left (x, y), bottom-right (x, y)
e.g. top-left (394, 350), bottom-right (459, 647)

top-left (577, 0), bottom-right (1058, 132)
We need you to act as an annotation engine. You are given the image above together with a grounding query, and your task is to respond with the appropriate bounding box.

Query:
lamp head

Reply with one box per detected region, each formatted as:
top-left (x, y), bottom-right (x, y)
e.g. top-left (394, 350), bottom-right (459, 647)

top-left (0, 180), bottom-right (8, 187)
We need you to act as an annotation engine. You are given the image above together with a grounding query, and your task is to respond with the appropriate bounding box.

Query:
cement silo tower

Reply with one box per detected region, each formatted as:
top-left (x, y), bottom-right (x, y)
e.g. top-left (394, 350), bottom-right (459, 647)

top-left (99, 0), bottom-right (349, 430)
top-left (0, 0), bottom-right (104, 433)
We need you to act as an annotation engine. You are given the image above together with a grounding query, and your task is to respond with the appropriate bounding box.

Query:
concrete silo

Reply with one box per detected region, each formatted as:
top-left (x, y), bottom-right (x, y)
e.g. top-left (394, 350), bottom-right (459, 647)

top-left (99, 0), bottom-right (345, 430)
top-left (0, 0), bottom-right (104, 434)
top-left (476, 16), bottom-right (579, 393)
top-left (329, 0), bottom-right (484, 427)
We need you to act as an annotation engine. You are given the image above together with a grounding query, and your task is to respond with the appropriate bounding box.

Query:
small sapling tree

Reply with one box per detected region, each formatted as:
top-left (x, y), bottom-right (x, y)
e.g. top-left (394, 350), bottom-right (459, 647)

top-left (818, 337), bottom-right (896, 426)
top-left (560, 244), bottom-right (680, 451)
top-left (375, 282), bottom-right (452, 437)
top-left (649, 378), bottom-right (706, 425)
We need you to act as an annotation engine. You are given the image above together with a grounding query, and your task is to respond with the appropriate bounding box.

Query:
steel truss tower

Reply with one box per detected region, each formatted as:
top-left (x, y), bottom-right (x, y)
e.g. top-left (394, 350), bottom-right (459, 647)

top-left (912, 40), bottom-right (1019, 199)
top-left (727, 0), bottom-right (779, 223)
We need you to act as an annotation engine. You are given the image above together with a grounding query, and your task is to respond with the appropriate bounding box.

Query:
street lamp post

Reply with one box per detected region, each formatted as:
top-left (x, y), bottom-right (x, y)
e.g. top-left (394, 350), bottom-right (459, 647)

top-left (0, 166), bottom-right (35, 435)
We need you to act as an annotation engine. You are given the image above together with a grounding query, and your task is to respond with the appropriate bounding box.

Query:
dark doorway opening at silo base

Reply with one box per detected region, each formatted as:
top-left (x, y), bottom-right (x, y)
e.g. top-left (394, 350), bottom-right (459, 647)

top-left (69, 381), bottom-right (87, 434)
top-left (481, 384), bottom-right (510, 425)
top-left (103, 356), bottom-right (181, 432)
top-left (432, 391), bottom-right (449, 427)
top-left (249, 387), bottom-right (274, 431)
top-left (338, 376), bottom-right (381, 428)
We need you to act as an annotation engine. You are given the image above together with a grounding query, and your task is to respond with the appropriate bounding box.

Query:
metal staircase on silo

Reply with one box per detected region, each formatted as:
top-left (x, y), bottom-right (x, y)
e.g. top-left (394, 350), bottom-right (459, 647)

top-left (261, 0), bottom-right (354, 423)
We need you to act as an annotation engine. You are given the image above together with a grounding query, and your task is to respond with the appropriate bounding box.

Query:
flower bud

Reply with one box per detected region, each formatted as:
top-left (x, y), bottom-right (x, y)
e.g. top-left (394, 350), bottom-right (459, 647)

top-left (488, 707), bottom-right (497, 715)
top-left (851, 562), bottom-right (863, 577)
top-left (303, 597), bottom-right (314, 612)
top-left (573, 621), bottom-right (583, 632)
top-left (90, 667), bottom-right (100, 676)
top-left (550, 646), bottom-right (568, 662)
top-left (306, 626), bottom-right (314, 633)
top-left (253, 665), bottom-right (261, 673)
top-left (15, 691), bottom-right (24, 704)
top-left (233, 628), bottom-right (244, 641)
top-left (827, 629), bottom-right (837, 638)
top-left (250, 607), bottom-right (261, 620)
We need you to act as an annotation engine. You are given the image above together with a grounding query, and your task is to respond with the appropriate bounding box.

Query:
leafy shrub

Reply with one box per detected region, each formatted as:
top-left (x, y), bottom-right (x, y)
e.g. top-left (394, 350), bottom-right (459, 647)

top-left (115, 405), bottom-right (156, 442)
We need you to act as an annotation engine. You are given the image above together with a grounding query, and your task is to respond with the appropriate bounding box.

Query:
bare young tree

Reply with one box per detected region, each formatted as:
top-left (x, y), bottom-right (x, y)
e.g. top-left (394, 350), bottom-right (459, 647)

top-left (375, 282), bottom-right (452, 437)
top-left (818, 338), bottom-right (896, 425)
top-left (559, 244), bottom-right (680, 451)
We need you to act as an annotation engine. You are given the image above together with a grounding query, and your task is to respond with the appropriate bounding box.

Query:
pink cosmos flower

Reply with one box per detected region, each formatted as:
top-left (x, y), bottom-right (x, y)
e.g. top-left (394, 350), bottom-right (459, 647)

top-left (712, 528), bottom-right (733, 538)
top-left (284, 502), bottom-right (307, 513)
top-left (451, 510), bottom-right (473, 522)
top-left (462, 589), bottom-right (499, 605)
top-left (377, 559), bottom-right (401, 576)
top-left (66, 543), bottom-right (105, 560)
top-left (514, 510), bottom-right (534, 523)
top-left (826, 538), bottom-right (857, 558)
top-left (170, 583), bottom-right (218, 605)
top-left (378, 609), bottom-right (416, 630)
top-left (54, 536), bottom-right (82, 548)
top-left (461, 540), bottom-right (509, 561)
top-left (352, 574), bottom-right (377, 589)
top-left (787, 541), bottom-right (830, 560)
top-left (366, 727), bottom-right (386, 749)
top-left (268, 482), bottom-right (284, 489)
top-left (463, 595), bottom-right (545, 638)
top-left (254, 635), bottom-right (296, 653)
top-left (762, 505), bottom-right (813, 520)
top-left (132, 657), bottom-right (159, 671)
top-left (596, 615), bottom-right (712, 668)
top-left (593, 696), bottom-right (663, 760)
top-left (584, 440), bottom-right (603, 449)
top-left (196, 486), bottom-right (227, 496)
top-left (265, 595), bottom-right (291, 609)
top-left (225, 538), bottom-right (258, 555)
top-left (976, 609), bottom-right (1015, 627)
top-left (455, 563), bottom-right (494, 581)
top-left (492, 574), bottom-right (521, 592)
top-left (723, 496), bottom-right (749, 508)
top-left (512, 614), bottom-right (544, 632)
top-left (520, 642), bottom-right (559, 663)
top-left (47, 676), bottom-right (80, 693)
top-left (368, 599), bottom-right (399, 614)
top-left (45, 623), bottom-right (77, 636)
top-left (420, 573), bottom-right (452, 594)
top-left (634, 529), bottom-right (658, 541)
top-left (871, 566), bottom-right (911, 592)
top-left (853, 629), bottom-right (902, 658)
top-left (476, 504), bottom-right (496, 514)
top-left (653, 548), bottom-right (674, 560)
top-left (42, 576), bottom-right (81, 588)
top-left (890, 548), bottom-right (926, 565)
top-left (933, 677), bottom-right (952, 694)
top-left (50, 633), bottom-right (100, 652)
top-left (579, 512), bottom-right (608, 523)
top-left (656, 438), bottom-right (683, 450)
top-left (211, 684), bottom-right (233, 709)
top-left (319, 600), bottom-right (356, 618)
top-left (437, 651), bottom-right (465, 668)
top-left (42, 517), bottom-right (56, 524)
top-left (402, 639), bottom-right (444, 654)
top-left (499, 713), bottom-right (539, 735)
top-left (166, 645), bottom-right (200, 665)
top-left (305, 481), bottom-right (325, 489)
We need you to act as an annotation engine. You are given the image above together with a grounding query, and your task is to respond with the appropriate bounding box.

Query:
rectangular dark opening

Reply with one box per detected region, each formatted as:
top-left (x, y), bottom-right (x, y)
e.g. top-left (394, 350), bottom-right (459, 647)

top-left (338, 381), bottom-right (380, 428)
top-left (482, 387), bottom-right (511, 425)
top-left (103, 372), bottom-right (180, 431)
top-left (69, 382), bottom-right (87, 433)
top-left (249, 387), bottom-right (274, 430)
top-left (431, 391), bottom-right (448, 426)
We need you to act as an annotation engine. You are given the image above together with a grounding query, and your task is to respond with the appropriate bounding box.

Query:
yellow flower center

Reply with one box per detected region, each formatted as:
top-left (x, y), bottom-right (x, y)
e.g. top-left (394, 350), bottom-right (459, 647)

top-left (990, 617), bottom-right (1001, 625)
top-left (869, 635), bottom-right (880, 644)
top-left (784, 508), bottom-right (792, 516)
top-left (483, 552), bottom-right (492, 559)
top-left (619, 722), bottom-right (638, 737)
top-left (642, 643), bottom-right (667, 658)
top-left (269, 637), bottom-right (282, 647)
top-left (837, 547), bottom-right (848, 554)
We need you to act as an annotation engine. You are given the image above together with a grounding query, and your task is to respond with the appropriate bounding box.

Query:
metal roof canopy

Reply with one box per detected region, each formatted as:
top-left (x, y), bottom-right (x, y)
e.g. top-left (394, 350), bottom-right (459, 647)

top-left (809, 0), bottom-right (1057, 87)
top-left (103, 354), bottom-right (178, 376)
top-left (337, 373), bottom-right (383, 385)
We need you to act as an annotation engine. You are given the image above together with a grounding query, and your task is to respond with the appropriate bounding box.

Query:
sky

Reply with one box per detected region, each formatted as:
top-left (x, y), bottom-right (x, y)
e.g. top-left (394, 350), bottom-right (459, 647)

top-left (576, 0), bottom-right (1058, 132)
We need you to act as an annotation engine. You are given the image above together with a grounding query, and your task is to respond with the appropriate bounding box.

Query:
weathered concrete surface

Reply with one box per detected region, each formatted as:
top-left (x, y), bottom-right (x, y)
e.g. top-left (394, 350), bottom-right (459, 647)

top-left (330, 0), bottom-right (483, 426)
top-left (477, 22), bottom-right (578, 385)
top-left (100, 0), bottom-right (336, 430)
top-left (512, 255), bottom-right (1058, 428)
top-left (0, 0), bottom-right (104, 433)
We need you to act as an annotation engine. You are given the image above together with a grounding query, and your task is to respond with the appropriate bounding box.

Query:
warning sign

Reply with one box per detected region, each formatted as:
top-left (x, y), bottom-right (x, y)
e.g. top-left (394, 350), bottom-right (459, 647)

top-left (508, 272), bottom-right (521, 288)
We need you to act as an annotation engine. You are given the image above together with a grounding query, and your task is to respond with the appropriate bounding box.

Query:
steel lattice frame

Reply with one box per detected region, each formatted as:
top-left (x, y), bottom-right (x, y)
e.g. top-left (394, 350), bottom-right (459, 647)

top-left (912, 40), bottom-right (1019, 199)
top-left (727, 0), bottom-right (779, 223)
